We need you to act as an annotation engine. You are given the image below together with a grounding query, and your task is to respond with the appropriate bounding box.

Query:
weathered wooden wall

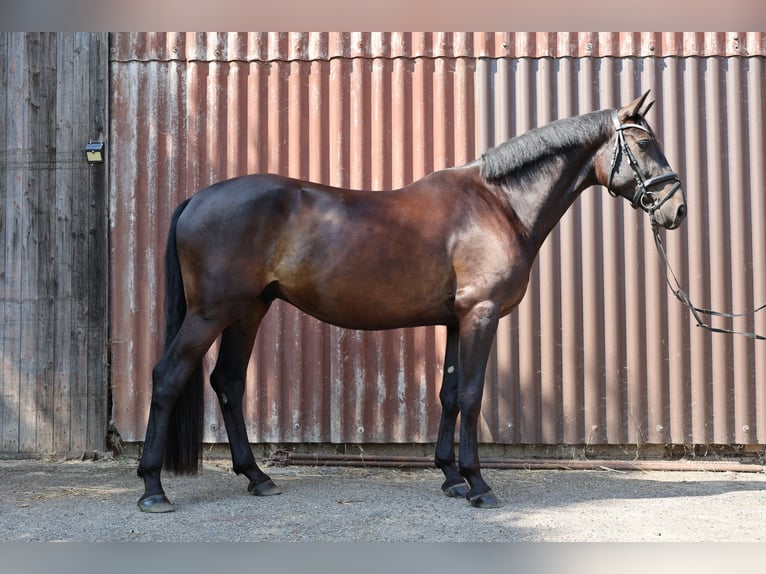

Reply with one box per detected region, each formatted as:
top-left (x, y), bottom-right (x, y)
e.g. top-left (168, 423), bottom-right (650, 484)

top-left (0, 32), bottom-right (109, 454)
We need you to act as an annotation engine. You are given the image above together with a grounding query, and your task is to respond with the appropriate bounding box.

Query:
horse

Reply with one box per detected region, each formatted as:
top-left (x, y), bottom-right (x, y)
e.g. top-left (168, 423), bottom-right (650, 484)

top-left (136, 91), bottom-right (686, 512)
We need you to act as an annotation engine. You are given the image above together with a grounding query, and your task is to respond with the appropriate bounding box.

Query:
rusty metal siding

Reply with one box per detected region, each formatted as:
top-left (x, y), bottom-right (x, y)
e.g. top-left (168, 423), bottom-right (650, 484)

top-left (110, 34), bottom-right (460, 443)
top-left (110, 33), bottom-right (766, 448)
top-left (109, 32), bottom-right (766, 62)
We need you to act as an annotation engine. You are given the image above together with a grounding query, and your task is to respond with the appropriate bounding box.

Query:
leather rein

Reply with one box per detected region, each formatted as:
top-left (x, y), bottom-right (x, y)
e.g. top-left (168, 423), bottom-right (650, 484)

top-left (607, 111), bottom-right (765, 340)
top-left (651, 221), bottom-right (766, 340)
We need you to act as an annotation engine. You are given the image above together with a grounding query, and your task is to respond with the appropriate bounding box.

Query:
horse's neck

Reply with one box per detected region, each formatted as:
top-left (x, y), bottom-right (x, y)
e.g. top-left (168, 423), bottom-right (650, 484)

top-left (503, 145), bottom-right (600, 252)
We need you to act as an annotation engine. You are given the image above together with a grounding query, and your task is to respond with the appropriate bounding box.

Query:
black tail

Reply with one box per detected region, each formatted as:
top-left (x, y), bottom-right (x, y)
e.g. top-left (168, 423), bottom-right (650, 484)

top-left (162, 198), bottom-right (204, 475)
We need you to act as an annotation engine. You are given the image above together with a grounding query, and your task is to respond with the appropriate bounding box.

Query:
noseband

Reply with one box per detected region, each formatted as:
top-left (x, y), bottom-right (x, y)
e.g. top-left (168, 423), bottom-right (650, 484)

top-left (606, 111), bottom-right (683, 217)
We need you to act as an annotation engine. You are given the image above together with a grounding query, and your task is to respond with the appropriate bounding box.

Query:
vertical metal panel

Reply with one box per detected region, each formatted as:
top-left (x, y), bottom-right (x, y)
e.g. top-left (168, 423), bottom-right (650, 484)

top-left (749, 57), bottom-right (766, 443)
top-left (705, 58), bottom-right (731, 444)
top-left (110, 33), bottom-right (766, 449)
top-left (682, 56), bottom-right (712, 442)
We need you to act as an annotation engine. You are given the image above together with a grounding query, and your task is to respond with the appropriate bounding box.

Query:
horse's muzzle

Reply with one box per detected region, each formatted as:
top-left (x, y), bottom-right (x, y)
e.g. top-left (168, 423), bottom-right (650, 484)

top-left (651, 185), bottom-right (686, 229)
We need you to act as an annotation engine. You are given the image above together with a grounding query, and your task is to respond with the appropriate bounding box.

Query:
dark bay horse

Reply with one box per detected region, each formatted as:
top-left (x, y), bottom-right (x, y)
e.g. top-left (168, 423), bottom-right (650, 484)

top-left (137, 91), bottom-right (686, 512)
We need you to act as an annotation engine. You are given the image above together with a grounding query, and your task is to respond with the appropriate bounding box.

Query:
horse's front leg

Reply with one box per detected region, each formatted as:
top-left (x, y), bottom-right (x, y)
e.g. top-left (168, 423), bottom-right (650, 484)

top-left (434, 326), bottom-right (469, 497)
top-left (456, 301), bottom-right (501, 508)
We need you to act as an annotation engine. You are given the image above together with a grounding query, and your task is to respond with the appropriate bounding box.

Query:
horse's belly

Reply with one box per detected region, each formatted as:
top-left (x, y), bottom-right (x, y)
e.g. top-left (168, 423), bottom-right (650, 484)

top-left (274, 274), bottom-right (455, 331)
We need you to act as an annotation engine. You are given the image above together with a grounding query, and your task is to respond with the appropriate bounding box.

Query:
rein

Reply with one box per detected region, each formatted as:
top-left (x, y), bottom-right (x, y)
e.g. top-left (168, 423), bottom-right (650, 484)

top-left (650, 220), bottom-right (766, 340)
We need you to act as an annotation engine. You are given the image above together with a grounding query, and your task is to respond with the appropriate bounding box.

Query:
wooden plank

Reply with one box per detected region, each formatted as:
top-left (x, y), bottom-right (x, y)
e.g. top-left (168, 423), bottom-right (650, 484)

top-left (32, 33), bottom-right (58, 453)
top-left (0, 34), bottom-right (6, 303)
top-left (18, 32), bottom-right (41, 453)
top-left (66, 32), bottom-right (111, 453)
top-left (52, 32), bottom-right (74, 453)
top-left (66, 33), bottom-right (90, 454)
top-left (0, 32), bottom-right (14, 452)
top-left (85, 32), bottom-right (109, 451)
top-left (2, 33), bottom-right (25, 452)
top-left (0, 32), bottom-right (7, 450)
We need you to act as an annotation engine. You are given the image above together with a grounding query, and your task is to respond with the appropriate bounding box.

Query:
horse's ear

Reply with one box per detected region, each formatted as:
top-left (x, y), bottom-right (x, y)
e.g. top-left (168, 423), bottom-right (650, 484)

top-left (618, 90), bottom-right (651, 122)
top-left (640, 98), bottom-right (655, 117)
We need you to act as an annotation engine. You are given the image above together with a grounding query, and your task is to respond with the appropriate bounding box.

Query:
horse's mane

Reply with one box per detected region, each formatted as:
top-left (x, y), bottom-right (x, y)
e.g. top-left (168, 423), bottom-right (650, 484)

top-left (480, 109), bottom-right (612, 184)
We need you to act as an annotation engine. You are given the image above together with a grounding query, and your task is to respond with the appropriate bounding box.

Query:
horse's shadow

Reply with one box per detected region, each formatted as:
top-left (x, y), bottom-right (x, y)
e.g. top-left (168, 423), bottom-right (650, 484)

top-left (484, 468), bottom-right (766, 508)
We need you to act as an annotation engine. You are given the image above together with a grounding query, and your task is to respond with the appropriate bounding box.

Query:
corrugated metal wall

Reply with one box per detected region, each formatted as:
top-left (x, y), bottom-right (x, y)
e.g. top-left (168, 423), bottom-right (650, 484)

top-left (109, 32), bottom-right (766, 448)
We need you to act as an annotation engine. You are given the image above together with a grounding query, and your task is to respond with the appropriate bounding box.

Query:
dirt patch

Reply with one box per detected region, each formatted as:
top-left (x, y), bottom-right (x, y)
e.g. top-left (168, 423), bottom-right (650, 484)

top-left (2, 454), bottom-right (765, 542)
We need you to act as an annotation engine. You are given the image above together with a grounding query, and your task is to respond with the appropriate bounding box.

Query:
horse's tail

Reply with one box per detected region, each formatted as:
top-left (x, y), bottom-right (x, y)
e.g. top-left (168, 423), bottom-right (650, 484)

top-left (162, 197), bottom-right (204, 475)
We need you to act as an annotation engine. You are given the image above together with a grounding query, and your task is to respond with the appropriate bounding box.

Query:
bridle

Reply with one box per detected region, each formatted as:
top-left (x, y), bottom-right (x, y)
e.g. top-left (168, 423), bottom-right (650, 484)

top-left (606, 112), bottom-right (766, 339)
top-left (606, 111), bottom-right (683, 218)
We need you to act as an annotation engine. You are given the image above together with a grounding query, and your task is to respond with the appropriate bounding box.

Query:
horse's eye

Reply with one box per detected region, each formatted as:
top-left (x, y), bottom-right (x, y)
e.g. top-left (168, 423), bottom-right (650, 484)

top-left (637, 140), bottom-right (650, 151)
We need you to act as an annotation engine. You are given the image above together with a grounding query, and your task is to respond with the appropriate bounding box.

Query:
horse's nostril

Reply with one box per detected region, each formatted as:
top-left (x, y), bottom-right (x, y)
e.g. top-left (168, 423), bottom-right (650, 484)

top-left (677, 204), bottom-right (686, 221)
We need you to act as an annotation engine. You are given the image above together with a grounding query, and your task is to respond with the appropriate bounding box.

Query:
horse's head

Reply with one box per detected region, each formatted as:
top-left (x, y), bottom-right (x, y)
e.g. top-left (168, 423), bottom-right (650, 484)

top-left (598, 90), bottom-right (686, 230)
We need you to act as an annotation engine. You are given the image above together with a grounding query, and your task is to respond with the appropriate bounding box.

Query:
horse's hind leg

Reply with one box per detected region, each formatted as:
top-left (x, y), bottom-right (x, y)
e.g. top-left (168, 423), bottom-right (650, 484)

top-left (211, 303), bottom-right (281, 497)
top-left (434, 326), bottom-right (469, 498)
top-left (138, 313), bottom-right (225, 512)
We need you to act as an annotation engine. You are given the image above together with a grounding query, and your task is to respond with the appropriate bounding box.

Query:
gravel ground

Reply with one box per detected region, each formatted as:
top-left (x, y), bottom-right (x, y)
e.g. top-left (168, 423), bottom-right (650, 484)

top-left (2, 455), bottom-right (765, 542)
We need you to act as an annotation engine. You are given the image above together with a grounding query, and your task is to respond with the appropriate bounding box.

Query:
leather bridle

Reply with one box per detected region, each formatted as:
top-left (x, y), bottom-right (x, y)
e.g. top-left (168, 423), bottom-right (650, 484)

top-left (606, 111), bottom-right (684, 218)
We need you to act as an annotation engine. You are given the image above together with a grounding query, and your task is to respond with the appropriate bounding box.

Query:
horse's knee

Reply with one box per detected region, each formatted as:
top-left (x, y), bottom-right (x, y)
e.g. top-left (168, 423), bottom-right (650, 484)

top-left (439, 386), bottom-right (458, 413)
top-left (457, 387), bottom-right (483, 418)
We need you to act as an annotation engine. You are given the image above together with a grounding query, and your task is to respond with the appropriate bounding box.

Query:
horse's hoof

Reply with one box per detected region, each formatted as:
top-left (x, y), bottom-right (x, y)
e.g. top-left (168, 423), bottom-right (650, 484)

top-left (442, 480), bottom-right (469, 499)
top-left (248, 479), bottom-right (282, 496)
top-left (137, 494), bottom-right (175, 513)
top-left (468, 490), bottom-right (501, 509)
